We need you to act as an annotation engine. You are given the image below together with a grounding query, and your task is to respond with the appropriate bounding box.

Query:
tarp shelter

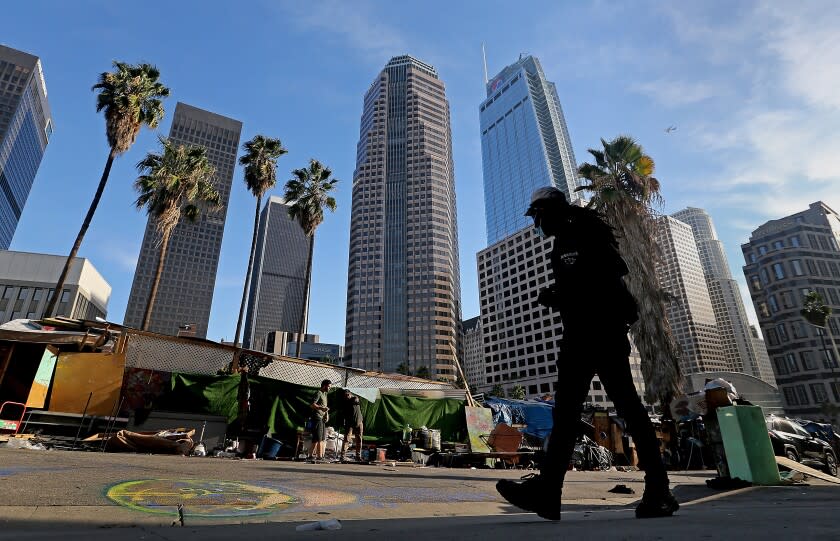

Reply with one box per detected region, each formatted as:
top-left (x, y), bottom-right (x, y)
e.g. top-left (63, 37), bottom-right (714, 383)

top-left (160, 373), bottom-right (468, 443)
top-left (484, 397), bottom-right (554, 440)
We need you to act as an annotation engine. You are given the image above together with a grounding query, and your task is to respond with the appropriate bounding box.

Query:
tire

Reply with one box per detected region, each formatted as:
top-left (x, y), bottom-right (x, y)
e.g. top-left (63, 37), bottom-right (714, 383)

top-left (825, 452), bottom-right (838, 477)
top-left (785, 449), bottom-right (799, 462)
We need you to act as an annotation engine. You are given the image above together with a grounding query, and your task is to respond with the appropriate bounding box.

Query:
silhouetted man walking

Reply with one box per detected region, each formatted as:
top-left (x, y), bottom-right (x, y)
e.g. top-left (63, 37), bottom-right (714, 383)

top-left (496, 187), bottom-right (678, 520)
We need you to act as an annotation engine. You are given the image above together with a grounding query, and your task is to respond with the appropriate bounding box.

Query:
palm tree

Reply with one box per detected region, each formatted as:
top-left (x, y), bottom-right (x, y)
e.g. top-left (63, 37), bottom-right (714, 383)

top-left (510, 385), bottom-right (526, 400)
top-left (801, 291), bottom-right (840, 400)
top-left (134, 137), bottom-right (219, 331)
top-left (233, 136), bottom-right (287, 347)
top-left (576, 135), bottom-right (682, 404)
top-left (284, 159), bottom-right (339, 358)
top-left (45, 62), bottom-right (169, 317)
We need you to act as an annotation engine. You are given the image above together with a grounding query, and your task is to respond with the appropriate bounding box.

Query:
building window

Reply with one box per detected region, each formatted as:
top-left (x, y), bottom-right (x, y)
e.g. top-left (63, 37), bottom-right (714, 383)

top-left (790, 235), bottom-right (800, 247)
top-left (768, 295), bottom-right (779, 313)
top-left (785, 353), bottom-right (799, 372)
top-left (3, 286), bottom-right (14, 300)
top-left (800, 350), bottom-right (817, 370)
top-left (750, 275), bottom-right (761, 291)
top-left (17, 287), bottom-right (29, 300)
top-left (810, 383), bottom-right (828, 403)
top-left (759, 246), bottom-right (767, 255)
top-left (749, 253), bottom-right (757, 263)
top-left (795, 385), bottom-right (810, 405)
top-left (791, 260), bottom-right (804, 276)
top-left (783, 387), bottom-right (797, 406)
top-left (823, 347), bottom-right (838, 369)
top-left (773, 240), bottom-right (784, 250)
top-left (777, 324), bottom-right (789, 342)
top-left (772, 263), bottom-right (785, 280)
top-left (760, 268), bottom-right (769, 285)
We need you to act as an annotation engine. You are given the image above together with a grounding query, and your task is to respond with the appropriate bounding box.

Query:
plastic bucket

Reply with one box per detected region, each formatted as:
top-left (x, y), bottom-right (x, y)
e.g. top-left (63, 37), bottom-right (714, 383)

top-left (259, 436), bottom-right (282, 459)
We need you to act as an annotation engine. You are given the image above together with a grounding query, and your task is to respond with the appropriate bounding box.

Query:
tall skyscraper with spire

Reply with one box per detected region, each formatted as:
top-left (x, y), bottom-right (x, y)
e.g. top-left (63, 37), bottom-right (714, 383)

top-left (344, 55), bottom-right (461, 380)
top-left (479, 55), bottom-right (578, 245)
top-left (124, 102), bottom-right (241, 338)
top-left (0, 45), bottom-right (52, 249)
top-left (672, 207), bottom-right (776, 385)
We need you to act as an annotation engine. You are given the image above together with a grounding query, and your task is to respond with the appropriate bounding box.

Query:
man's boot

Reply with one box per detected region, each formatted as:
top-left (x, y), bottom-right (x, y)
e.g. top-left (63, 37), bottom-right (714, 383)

top-left (495, 474), bottom-right (561, 520)
top-left (635, 486), bottom-right (679, 518)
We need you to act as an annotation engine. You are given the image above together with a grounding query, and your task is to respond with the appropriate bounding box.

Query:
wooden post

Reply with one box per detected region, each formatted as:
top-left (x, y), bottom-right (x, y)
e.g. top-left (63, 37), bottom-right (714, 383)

top-left (0, 344), bottom-right (14, 389)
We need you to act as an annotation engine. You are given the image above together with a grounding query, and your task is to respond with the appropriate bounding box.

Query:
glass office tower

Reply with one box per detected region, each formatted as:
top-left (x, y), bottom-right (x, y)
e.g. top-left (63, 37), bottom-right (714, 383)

top-left (243, 196), bottom-right (311, 351)
top-left (0, 45), bottom-right (52, 249)
top-left (479, 55), bottom-right (578, 245)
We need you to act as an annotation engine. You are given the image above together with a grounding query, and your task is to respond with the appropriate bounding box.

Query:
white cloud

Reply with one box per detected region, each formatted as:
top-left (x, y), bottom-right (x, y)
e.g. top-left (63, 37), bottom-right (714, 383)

top-left (656, 3), bottom-right (840, 223)
top-left (276, 0), bottom-right (407, 63)
top-left (630, 79), bottom-right (720, 107)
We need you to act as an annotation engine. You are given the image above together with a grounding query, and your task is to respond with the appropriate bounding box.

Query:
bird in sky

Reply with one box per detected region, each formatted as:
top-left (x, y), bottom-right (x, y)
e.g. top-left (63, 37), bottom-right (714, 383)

top-left (665, 125), bottom-right (677, 133)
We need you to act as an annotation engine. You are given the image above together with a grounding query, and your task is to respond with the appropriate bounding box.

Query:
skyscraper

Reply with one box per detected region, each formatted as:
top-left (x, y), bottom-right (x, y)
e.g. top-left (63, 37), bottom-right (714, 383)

top-left (242, 196), bottom-right (311, 351)
top-left (479, 55), bottom-right (578, 245)
top-left (461, 316), bottom-right (482, 390)
top-left (656, 215), bottom-right (728, 374)
top-left (742, 202), bottom-right (840, 418)
top-left (0, 45), bottom-right (52, 249)
top-left (344, 55), bottom-right (461, 380)
top-left (672, 207), bottom-right (776, 385)
top-left (124, 102), bottom-right (241, 338)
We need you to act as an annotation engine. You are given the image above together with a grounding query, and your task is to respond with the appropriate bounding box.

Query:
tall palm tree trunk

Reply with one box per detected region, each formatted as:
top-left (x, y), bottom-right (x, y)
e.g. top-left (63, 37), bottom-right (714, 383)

top-left (296, 236), bottom-right (315, 358)
top-left (234, 195), bottom-right (262, 347)
top-left (142, 229), bottom-right (172, 331)
top-left (44, 148), bottom-right (117, 317)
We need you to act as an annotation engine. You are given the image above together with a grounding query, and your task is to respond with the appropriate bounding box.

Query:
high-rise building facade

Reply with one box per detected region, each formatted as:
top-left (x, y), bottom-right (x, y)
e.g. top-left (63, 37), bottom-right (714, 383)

top-left (243, 196), bottom-right (311, 351)
top-left (461, 316), bottom-right (482, 390)
top-left (672, 207), bottom-right (776, 385)
top-left (0, 250), bottom-right (109, 323)
top-left (479, 55), bottom-right (578, 245)
top-left (656, 216), bottom-right (728, 374)
top-left (476, 228), bottom-right (648, 404)
top-left (0, 45), bottom-right (52, 249)
top-left (344, 56), bottom-right (461, 380)
top-left (124, 102), bottom-right (242, 338)
top-left (742, 202), bottom-right (840, 418)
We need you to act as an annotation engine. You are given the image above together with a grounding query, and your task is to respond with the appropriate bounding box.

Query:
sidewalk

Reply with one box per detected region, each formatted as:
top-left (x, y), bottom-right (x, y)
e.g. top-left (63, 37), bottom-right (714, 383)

top-left (0, 447), bottom-right (836, 537)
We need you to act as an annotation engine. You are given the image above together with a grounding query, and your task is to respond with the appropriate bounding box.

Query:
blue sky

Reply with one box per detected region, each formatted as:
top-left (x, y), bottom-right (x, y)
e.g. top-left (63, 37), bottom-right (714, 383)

top-left (5, 1), bottom-right (839, 344)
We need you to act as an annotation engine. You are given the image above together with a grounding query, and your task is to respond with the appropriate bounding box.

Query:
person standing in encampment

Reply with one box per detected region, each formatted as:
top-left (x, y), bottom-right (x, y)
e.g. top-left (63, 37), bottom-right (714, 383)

top-left (495, 187), bottom-right (678, 520)
top-left (339, 390), bottom-right (365, 462)
top-left (308, 379), bottom-right (331, 462)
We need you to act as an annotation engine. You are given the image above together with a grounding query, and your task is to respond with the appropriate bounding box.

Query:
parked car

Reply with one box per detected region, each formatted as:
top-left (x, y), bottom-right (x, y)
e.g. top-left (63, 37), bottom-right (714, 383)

top-left (766, 416), bottom-right (837, 477)
top-left (797, 420), bottom-right (840, 460)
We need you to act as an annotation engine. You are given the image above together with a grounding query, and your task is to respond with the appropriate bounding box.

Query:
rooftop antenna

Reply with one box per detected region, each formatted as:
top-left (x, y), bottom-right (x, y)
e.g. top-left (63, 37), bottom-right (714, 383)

top-left (482, 43), bottom-right (489, 84)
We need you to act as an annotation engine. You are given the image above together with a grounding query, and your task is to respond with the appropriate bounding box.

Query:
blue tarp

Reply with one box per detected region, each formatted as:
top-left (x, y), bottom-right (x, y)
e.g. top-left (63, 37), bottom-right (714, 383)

top-left (484, 397), bottom-right (554, 440)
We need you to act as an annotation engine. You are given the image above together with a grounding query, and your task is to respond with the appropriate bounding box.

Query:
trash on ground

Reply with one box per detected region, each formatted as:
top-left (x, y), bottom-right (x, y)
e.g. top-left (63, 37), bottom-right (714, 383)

top-left (607, 484), bottom-right (635, 494)
top-left (2, 437), bottom-right (47, 450)
top-left (295, 519), bottom-right (342, 531)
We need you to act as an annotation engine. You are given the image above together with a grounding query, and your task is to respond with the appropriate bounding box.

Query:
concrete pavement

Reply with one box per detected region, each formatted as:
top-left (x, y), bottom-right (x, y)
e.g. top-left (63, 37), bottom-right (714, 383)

top-left (0, 447), bottom-right (837, 539)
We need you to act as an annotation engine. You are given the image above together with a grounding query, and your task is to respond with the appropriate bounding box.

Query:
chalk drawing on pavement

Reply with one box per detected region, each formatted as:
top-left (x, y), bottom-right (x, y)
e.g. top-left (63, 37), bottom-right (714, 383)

top-left (106, 479), bottom-right (297, 518)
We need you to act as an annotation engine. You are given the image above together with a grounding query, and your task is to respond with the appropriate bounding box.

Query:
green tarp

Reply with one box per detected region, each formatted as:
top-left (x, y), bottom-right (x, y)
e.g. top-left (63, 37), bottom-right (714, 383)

top-left (160, 373), bottom-right (467, 443)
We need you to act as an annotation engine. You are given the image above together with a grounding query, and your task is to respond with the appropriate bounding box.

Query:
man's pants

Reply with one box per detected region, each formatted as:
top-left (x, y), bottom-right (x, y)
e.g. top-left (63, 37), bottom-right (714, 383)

top-left (543, 325), bottom-right (668, 491)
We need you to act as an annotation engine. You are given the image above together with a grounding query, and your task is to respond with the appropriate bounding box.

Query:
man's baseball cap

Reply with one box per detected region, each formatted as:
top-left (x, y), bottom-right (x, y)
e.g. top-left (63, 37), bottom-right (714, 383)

top-left (524, 186), bottom-right (568, 216)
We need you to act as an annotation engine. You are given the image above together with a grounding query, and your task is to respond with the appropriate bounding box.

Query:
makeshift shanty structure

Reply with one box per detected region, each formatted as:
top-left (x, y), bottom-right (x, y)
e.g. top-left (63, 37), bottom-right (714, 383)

top-left (0, 318), bottom-right (469, 453)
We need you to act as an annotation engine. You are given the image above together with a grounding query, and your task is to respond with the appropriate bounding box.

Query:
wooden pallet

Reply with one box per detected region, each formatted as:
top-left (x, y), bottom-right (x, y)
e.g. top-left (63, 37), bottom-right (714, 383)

top-left (776, 456), bottom-right (840, 484)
